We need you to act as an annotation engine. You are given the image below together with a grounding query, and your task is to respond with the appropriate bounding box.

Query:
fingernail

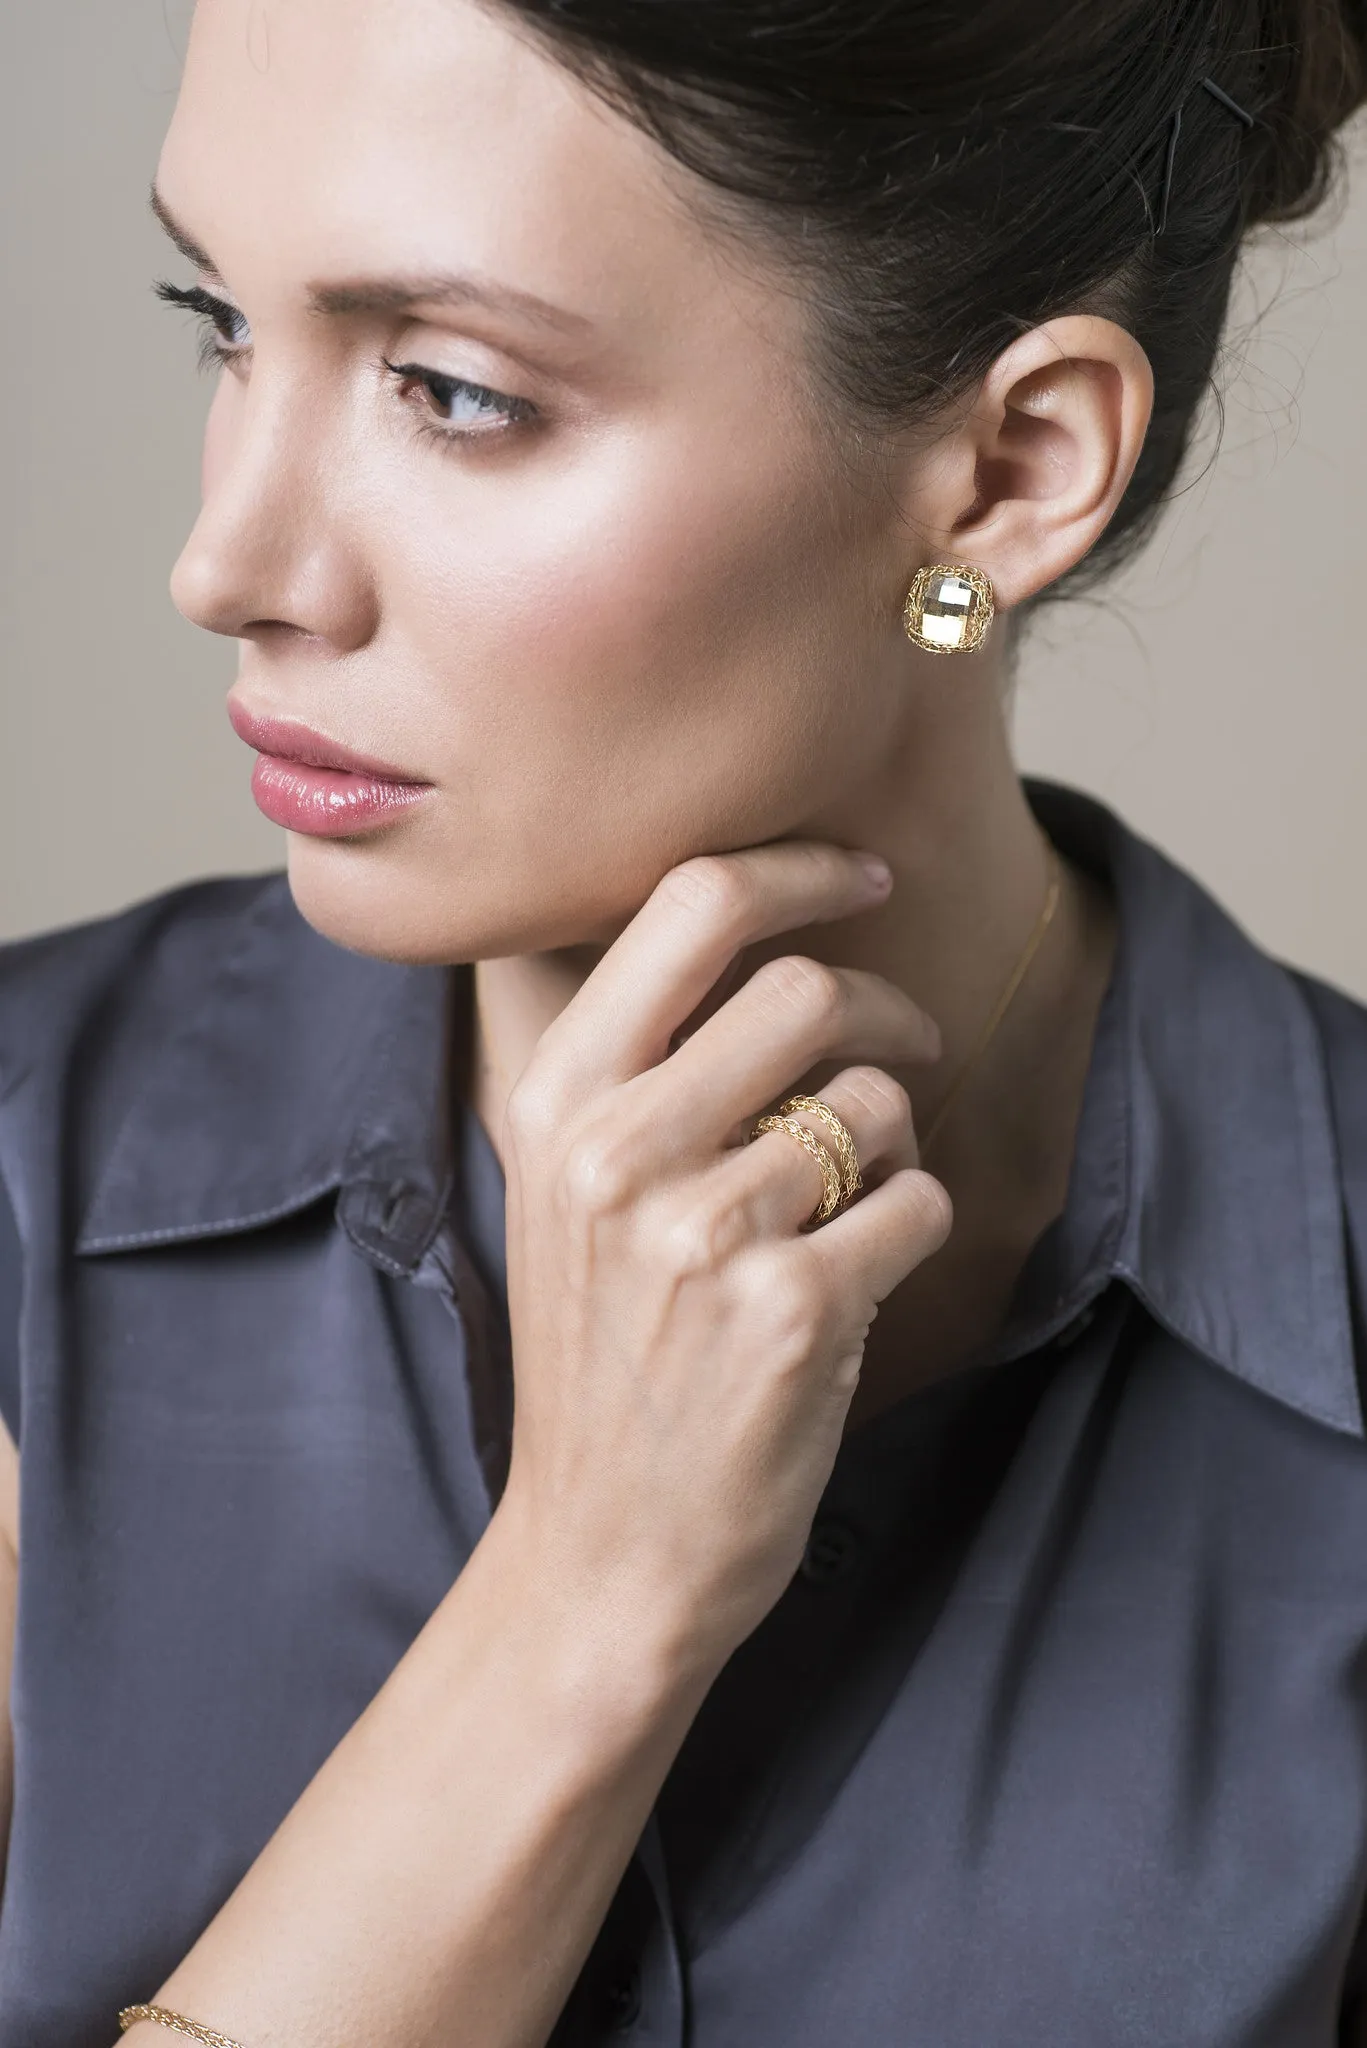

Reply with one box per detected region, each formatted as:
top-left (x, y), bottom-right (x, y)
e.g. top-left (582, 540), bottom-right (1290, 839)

top-left (857, 853), bottom-right (893, 893)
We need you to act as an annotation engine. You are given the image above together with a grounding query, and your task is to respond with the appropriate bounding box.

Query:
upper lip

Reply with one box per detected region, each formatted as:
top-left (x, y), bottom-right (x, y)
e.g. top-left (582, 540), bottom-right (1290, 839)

top-left (227, 700), bottom-right (429, 784)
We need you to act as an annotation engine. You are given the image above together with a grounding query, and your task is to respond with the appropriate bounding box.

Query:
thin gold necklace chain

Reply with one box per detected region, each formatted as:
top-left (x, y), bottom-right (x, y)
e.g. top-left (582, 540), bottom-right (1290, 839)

top-left (918, 841), bottom-right (1064, 1160)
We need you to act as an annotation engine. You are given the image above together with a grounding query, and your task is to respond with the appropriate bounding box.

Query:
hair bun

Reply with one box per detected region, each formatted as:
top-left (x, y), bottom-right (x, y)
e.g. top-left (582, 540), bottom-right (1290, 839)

top-left (1244, 0), bottom-right (1367, 225)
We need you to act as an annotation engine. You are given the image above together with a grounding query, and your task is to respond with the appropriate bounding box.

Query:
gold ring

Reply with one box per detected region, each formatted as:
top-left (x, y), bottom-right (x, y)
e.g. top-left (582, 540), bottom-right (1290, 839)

top-left (749, 1113), bottom-right (844, 1228)
top-left (779, 1095), bottom-right (862, 1209)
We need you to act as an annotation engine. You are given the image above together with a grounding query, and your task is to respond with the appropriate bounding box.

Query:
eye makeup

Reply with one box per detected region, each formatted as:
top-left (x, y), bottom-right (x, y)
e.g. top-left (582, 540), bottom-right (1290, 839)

top-left (154, 277), bottom-right (539, 442)
top-left (382, 358), bottom-right (537, 440)
top-left (155, 278), bottom-right (251, 370)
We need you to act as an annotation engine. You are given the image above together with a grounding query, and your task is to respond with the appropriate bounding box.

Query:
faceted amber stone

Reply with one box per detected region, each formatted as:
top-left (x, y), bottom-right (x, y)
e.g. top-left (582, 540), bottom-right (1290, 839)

top-left (903, 563), bottom-right (994, 653)
top-left (918, 571), bottom-right (978, 648)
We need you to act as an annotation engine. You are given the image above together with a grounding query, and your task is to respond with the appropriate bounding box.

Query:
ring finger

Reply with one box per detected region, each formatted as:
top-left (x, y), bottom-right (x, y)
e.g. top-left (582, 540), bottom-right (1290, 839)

top-left (720, 1065), bottom-right (916, 1237)
top-left (639, 956), bottom-right (940, 1161)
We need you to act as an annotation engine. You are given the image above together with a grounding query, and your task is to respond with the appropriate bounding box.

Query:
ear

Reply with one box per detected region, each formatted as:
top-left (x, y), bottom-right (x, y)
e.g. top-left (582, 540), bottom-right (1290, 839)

top-left (897, 316), bottom-right (1155, 610)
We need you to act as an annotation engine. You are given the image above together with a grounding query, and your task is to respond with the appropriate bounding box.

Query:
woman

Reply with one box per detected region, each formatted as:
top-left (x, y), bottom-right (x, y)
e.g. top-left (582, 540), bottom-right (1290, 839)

top-left (1, 0), bottom-right (1366, 2040)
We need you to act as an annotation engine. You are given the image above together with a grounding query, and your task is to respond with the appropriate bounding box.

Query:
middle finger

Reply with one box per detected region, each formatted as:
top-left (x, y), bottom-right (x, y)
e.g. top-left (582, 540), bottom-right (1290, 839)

top-left (630, 953), bottom-right (939, 1152)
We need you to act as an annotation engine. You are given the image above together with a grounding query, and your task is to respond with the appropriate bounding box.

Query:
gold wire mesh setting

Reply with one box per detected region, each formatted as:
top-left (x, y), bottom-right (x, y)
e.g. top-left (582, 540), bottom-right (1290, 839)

top-left (778, 1096), bottom-right (862, 1209)
top-left (902, 562), bottom-right (996, 655)
top-left (749, 1113), bottom-right (845, 1228)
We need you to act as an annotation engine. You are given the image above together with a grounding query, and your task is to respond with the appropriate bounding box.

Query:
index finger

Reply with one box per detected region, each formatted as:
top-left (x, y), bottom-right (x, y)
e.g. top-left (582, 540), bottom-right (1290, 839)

top-left (536, 842), bottom-right (893, 1091)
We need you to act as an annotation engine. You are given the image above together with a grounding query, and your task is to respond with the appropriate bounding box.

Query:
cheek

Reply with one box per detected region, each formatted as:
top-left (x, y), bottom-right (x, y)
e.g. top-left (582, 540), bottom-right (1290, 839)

top-left (294, 423), bottom-right (901, 963)
top-left (375, 426), bottom-right (882, 799)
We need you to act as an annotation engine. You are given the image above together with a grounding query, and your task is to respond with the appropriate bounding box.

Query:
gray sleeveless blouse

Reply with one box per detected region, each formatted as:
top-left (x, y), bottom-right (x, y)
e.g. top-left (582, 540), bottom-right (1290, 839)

top-left (3, 783), bottom-right (1367, 2046)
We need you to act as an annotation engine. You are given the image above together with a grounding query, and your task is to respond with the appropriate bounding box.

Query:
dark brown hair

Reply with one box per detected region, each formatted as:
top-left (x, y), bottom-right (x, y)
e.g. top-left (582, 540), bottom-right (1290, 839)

top-left (496, 0), bottom-right (1366, 596)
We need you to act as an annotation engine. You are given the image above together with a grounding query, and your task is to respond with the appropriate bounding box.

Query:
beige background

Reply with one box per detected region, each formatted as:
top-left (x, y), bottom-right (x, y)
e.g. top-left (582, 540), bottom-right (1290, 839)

top-left (3, 4), bottom-right (1365, 990)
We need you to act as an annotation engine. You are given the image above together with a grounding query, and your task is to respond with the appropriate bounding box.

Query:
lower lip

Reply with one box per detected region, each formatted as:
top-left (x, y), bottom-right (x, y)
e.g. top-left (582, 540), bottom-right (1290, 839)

top-left (250, 755), bottom-right (431, 837)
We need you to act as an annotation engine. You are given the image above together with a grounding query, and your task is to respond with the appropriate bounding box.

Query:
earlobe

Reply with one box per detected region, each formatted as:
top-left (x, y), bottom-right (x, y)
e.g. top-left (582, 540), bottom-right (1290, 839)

top-left (941, 315), bottom-right (1155, 608)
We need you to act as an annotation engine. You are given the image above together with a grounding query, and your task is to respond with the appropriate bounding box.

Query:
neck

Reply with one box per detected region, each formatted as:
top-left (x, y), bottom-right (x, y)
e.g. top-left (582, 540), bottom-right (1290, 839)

top-left (472, 667), bottom-right (1117, 1415)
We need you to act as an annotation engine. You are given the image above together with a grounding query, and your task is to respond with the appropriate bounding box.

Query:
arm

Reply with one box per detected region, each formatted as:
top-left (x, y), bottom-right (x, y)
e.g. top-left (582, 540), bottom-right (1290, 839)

top-left (133, 1500), bottom-right (714, 2048)
top-left (120, 843), bottom-right (948, 2048)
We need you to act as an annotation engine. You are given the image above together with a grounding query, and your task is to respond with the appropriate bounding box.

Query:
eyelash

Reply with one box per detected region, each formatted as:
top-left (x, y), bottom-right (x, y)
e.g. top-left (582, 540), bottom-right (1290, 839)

top-left (382, 359), bottom-right (536, 443)
top-left (154, 280), bottom-right (249, 374)
top-left (153, 279), bottom-right (537, 443)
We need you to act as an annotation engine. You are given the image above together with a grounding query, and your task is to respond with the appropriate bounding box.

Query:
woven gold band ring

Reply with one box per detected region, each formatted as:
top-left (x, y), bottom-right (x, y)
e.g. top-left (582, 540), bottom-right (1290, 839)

top-left (119, 2007), bottom-right (247, 2048)
top-left (750, 1114), bottom-right (843, 1227)
top-left (779, 1095), bottom-right (862, 1208)
top-left (749, 1094), bottom-right (862, 1229)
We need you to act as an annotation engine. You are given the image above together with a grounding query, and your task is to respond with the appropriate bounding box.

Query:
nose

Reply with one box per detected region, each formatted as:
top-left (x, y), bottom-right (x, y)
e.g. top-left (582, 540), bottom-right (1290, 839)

top-left (171, 375), bottom-right (379, 654)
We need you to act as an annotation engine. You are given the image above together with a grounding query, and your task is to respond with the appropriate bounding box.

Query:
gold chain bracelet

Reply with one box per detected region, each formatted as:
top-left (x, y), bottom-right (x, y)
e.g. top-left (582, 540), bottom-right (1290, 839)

top-left (118, 2006), bottom-right (247, 2048)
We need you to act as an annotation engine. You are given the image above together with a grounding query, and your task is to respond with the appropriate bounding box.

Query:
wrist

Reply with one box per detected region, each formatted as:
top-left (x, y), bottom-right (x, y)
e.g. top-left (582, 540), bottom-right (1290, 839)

top-left (456, 1486), bottom-right (723, 1753)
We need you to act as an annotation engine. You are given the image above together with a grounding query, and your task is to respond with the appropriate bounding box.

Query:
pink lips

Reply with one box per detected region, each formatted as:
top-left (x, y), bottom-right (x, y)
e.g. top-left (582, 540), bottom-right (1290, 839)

top-left (228, 703), bottom-right (432, 838)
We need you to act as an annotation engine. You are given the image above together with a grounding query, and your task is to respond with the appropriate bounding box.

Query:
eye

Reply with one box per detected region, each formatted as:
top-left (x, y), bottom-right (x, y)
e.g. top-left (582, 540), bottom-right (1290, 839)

top-left (384, 359), bottom-right (535, 440)
top-left (154, 280), bottom-right (252, 371)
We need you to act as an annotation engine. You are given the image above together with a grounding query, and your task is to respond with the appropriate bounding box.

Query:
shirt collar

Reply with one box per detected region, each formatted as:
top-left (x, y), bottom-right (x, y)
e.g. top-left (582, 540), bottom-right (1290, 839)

top-left (76, 786), bottom-right (1362, 1438)
top-left (1025, 781), bottom-right (1361, 1438)
top-left (77, 876), bottom-right (456, 1276)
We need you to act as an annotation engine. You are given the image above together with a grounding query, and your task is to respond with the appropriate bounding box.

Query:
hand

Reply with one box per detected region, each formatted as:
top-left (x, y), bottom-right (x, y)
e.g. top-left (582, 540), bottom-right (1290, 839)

top-left (124, 847), bottom-right (948, 2048)
top-left (495, 844), bottom-right (951, 1683)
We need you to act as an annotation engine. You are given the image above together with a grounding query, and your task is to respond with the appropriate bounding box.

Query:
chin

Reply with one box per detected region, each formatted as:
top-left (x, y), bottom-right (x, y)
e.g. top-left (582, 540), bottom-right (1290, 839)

top-left (281, 826), bottom-right (641, 966)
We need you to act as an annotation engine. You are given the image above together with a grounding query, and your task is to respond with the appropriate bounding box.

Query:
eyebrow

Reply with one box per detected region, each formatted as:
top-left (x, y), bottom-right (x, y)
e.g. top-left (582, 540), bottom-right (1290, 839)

top-left (148, 184), bottom-right (594, 339)
top-left (151, 185), bottom-right (224, 280)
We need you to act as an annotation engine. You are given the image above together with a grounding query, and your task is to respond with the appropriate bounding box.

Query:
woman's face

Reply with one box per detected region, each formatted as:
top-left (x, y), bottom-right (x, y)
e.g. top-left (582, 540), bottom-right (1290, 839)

top-left (160, 0), bottom-right (932, 962)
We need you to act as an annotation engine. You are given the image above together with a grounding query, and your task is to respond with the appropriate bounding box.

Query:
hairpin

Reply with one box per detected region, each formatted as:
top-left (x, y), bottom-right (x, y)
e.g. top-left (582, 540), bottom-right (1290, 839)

top-left (1155, 75), bottom-right (1257, 237)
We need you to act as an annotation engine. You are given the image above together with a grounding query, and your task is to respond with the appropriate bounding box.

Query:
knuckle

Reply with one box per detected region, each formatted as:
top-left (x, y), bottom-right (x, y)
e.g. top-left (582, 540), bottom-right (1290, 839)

top-left (503, 1070), bottom-right (562, 1149)
top-left (903, 1170), bottom-right (954, 1247)
top-left (840, 1066), bottom-right (912, 1129)
top-left (745, 1250), bottom-right (827, 1355)
top-left (658, 855), bottom-right (754, 931)
top-left (561, 1125), bottom-right (643, 1218)
top-left (656, 1194), bottom-right (747, 1280)
top-left (756, 954), bottom-right (847, 1027)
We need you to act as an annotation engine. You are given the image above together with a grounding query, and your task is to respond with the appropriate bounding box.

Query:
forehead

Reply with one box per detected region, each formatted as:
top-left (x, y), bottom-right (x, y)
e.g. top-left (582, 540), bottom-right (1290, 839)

top-left (160, 0), bottom-right (777, 347)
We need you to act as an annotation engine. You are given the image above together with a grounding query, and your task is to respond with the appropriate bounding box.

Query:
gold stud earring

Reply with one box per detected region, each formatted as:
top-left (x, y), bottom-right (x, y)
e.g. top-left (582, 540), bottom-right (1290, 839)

top-left (902, 563), bottom-right (995, 655)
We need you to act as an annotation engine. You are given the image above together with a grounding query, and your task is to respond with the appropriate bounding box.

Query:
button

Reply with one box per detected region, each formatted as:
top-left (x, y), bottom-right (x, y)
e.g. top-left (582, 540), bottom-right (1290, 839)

top-left (800, 1517), bottom-right (862, 1586)
top-left (603, 1968), bottom-right (642, 2030)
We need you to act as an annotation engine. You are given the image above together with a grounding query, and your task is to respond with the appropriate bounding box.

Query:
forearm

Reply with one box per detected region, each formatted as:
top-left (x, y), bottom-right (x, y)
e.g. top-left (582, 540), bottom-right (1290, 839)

top-left (120, 1499), bottom-right (715, 2048)
top-left (115, 842), bottom-right (942, 2048)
